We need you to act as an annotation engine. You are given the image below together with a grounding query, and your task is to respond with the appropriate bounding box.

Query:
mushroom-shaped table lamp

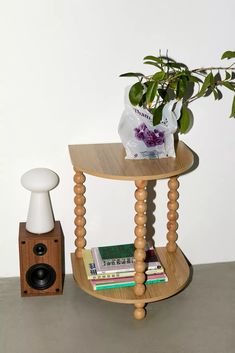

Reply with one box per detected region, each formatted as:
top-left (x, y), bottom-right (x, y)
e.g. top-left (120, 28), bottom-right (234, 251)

top-left (21, 168), bottom-right (59, 234)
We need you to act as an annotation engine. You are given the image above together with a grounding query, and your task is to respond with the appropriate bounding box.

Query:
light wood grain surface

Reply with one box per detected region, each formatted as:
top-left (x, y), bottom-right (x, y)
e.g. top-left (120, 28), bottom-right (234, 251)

top-left (69, 141), bottom-right (194, 181)
top-left (71, 247), bottom-right (190, 304)
top-left (19, 222), bottom-right (64, 296)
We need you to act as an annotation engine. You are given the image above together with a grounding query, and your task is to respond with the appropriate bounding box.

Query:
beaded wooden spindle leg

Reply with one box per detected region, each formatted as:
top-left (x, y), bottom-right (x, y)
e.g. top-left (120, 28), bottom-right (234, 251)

top-left (134, 302), bottom-right (146, 320)
top-left (133, 179), bottom-right (148, 320)
top-left (74, 169), bottom-right (86, 258)
top-left (166, 177), bottom-right (179, 253)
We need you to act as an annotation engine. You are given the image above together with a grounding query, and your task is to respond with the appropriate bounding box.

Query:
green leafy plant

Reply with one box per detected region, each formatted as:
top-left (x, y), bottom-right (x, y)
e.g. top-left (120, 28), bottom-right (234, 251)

top-left (120, 50), bottom-right (235, 133)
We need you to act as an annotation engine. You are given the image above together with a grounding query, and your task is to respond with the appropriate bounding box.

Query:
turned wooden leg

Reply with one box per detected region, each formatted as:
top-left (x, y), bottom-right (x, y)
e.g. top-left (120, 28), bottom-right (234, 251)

top-left (134, 302), bottom-right (146, 320)
top-left (73, 169), bottom-right (86, 258)
top-left (166, 177), bottom-right (179, 253)
top-left (133, 179), bottom-right (147, 319)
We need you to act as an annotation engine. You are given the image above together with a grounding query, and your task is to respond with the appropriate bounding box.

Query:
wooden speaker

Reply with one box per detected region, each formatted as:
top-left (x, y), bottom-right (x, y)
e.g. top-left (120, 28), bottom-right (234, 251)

top-left (19, 221), bottom-right (65, 296)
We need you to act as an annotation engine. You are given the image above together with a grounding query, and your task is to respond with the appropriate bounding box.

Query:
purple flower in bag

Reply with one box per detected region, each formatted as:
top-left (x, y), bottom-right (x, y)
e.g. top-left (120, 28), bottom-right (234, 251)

top-left (134, 123), bottom-right (165, 147)
top-left (143, 130), bottom-right (158, 147)
top-left (154, 129), bottom-right (165, 145)
top-left (134, 123), bottom-right (147, 141)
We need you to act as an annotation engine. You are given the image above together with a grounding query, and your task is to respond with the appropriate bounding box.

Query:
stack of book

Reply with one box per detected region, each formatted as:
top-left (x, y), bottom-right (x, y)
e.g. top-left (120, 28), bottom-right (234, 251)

top-left (82, 243), bottom-right (168, 291)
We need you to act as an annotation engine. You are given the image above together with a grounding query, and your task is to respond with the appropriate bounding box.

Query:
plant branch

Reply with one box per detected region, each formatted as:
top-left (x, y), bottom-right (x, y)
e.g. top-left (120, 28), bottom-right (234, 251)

top-left (192, 64), bottom-right (235, 73)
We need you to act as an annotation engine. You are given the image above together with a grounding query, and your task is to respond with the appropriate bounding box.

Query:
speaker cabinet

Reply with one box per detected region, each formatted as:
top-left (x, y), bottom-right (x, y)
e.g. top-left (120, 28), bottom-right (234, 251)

top-left (19, 221), bottom-right (64, 296)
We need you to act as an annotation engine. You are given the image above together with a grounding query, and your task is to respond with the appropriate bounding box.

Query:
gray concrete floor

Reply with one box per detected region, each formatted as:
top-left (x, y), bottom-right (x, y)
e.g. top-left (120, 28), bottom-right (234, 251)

top-left (1, 262), bottom-right (235, 353)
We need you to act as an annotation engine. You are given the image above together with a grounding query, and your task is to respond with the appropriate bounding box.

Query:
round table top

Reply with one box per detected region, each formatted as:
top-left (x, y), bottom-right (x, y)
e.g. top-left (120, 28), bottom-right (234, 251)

top-left (68, 141), bottom-right (194, 181)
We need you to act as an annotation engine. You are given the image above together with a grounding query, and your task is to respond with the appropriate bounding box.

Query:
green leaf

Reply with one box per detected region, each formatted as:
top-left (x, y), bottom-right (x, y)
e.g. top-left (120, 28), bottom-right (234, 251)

top-left (165, 62), bottom-right (188, 70)
top-left (225, 71), bottom-right (231, 80)
top-left (231, 72), bottom-right (235, 80)
top-left (158, 88), bottom-right (167, 100)
top-left (159, 55), bottom-right (176, 63)
top-left (143, 61), bottom-right (162, 69)
top-left (169, 80), bottom-right (178, 91)
top-left (188, 74), bottom-right (203, 83)
top-left (129, 82), bottom-right (144, 106)
top-left (179, 105), bottom-right (191, 133)
top-left (213, 88), bottom-right (219, 100)
top-left (119, 72), bottom-right (145, 78)
top-left (143, 56), bottom-right (163, 69)
top-left (221, 51), bottom-right (235, 60)
top-left (221, 81), bottom-right (235, 92)
top-left (143, 55), bottom-right (163, 64)
top-left (176, 62), bottom-right (188, 69)
top-left (153, 104), bottom-right (164, 126)
top-left (216, 88), bottom-right (223, 100)
top-left (152, 71), bottom-right (165, 81)
top-left (166, 88), bottom-right (175, 100)
top-left (146, 81), bottom-right (158, 105)
top-left (230, 96), bottom-right (235, 117)
top-left (197, 72), bottom-right (214, 97)
top-left (138, 92), bottom-right (146, 107)
top-left (198, 70), bottom-right (208, 76)
top-left (214, 87), bottom-right (223, 100)
top-left (183, 81), bottom-right (195, 101)
top-left (204, 86), bottom-right (213, 97)
top-left (214, 72), bottom-right (222, 82)
top-left (176, 77), bottom-right (187, 99)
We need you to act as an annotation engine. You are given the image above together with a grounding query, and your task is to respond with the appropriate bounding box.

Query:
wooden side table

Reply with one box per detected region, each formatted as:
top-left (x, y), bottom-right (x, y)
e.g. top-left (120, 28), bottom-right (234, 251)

top-left (69, 141), bottom-right (194, 319)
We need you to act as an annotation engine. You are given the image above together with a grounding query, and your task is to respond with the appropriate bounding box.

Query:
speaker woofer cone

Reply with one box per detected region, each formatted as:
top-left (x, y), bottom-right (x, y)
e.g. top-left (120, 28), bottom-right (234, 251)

top-left (26, 264), bottom-right (56, 290)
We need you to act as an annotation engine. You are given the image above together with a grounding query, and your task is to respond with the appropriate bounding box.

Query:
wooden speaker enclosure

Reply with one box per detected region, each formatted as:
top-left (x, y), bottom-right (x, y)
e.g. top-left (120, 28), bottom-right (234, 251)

top-left (19, 221), bottom-right (64, 296)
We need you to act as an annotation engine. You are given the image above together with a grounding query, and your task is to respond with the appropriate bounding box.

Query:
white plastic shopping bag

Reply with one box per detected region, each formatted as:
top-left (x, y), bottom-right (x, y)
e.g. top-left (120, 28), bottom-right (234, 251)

top-left (118, 87), bottom-right (182, 159)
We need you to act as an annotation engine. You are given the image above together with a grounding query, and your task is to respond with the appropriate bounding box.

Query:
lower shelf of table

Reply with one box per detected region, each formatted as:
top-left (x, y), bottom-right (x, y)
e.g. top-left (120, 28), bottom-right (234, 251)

top-left (71, 246), bottom-right (191, 304)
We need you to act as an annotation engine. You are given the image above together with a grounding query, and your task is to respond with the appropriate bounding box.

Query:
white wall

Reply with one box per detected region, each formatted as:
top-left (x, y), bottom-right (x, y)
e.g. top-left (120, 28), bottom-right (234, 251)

top-left (1, 0), bottom-right (235, 277)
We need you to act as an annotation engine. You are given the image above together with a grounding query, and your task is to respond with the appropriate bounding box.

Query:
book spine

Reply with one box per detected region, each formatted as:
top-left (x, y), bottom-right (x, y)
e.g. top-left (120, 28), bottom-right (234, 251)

top-left (87, 269), bottom-right (164, 280)
top-left (83, 248), bottom-right (165, 279)
top-left (87, 271), bottom-right (133, 280)
top-left (91, 273), bottom-right (167, 285)
top-left (93, 277), bottom-right (168, 291)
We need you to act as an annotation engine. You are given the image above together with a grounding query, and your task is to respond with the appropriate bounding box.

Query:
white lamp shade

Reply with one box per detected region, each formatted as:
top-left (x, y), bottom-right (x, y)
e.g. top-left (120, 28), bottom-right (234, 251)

top-left (21, 168), bottom-right (59, 234)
